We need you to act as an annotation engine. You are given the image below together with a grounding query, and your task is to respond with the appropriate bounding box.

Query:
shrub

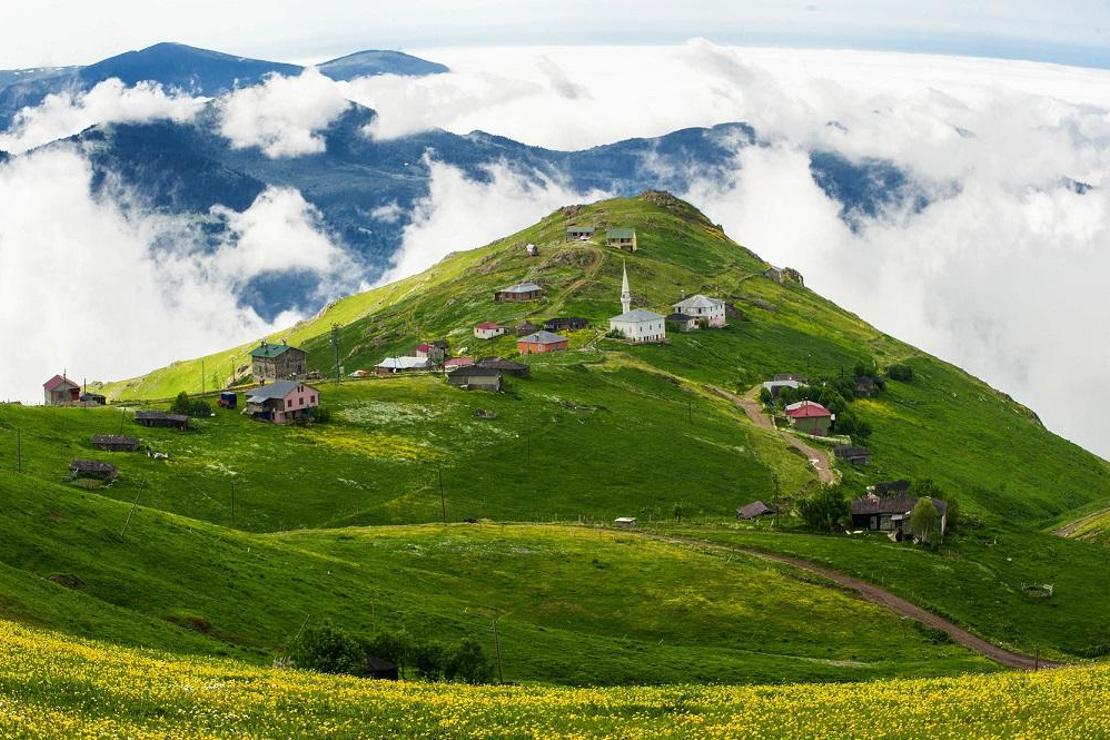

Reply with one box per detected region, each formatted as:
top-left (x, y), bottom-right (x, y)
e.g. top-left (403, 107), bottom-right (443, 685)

top-left (887, 363), bottom-right (914, 382)
top-left (311, 406), bottom-right (332, 423)
top-left (911, 479), bottom-right (958, 531)
top-left (758, 387), bottom-right (773, 406)
top-left (410, 640), bottom-right (447, 681)
top-left (286, 623), bottom-right (371, 677)
top-left (446, 638), bottom-right (493, 684)
top-left (798, 486), bottom-right (849, 533)
top-left (910, 498), bottom-right (941, 544)
top-left (170, 391), bottom-right (211, 418)
top-left (365, 630), bottom-right (412, 678)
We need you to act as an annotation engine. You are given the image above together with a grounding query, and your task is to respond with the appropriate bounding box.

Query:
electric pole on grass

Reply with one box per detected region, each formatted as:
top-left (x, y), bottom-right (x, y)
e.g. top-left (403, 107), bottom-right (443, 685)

top-left (120, 479), bottom-right (145, 539)
top-left (331, 323), bottom-right (342, 385)
top-left (491, 614), bottom-right (506, 684)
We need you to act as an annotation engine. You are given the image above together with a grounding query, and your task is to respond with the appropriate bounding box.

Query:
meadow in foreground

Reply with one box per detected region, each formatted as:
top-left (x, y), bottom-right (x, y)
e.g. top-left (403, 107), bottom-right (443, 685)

top-left (0, 619), bottom-right (1107, 738)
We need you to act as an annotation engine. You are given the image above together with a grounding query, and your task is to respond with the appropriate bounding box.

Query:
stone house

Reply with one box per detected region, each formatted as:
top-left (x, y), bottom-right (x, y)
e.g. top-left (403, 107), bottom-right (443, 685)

top-left (251, 341), bottom-right (307, 382)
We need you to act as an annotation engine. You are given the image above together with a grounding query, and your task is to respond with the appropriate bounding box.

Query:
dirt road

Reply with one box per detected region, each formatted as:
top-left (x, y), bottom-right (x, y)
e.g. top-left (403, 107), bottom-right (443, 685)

top-left (650, 533), bottom-right (1058, 670)
top-left (709, 384), bottom-right (836, 484)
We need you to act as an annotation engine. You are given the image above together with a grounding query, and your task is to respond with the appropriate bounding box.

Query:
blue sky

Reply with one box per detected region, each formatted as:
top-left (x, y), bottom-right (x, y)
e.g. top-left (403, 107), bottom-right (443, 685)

top-left (3, 1), bottom-right (1109, 69)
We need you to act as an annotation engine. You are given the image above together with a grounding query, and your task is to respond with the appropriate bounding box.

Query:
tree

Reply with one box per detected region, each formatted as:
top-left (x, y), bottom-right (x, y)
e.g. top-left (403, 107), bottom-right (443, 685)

top-left (445, 638), bottom-right (493, 684)
top-left (758, 387), bottom-right (773, 406)
top-left (910, 498), bottom-right (941, 544)
top-left (170, 391), bottom-right (192, 416)
top-left (410, 640), bottom-right (447, 681)
top-left (366, 629), bottom-right (413, 679)
top-left (887, 363), bottom-right (914, 382)
top-left (798, 486), bottom-right (849, 532)
top-left (912, 479), bottom-right (958, 531)
top-left (286, 623), bottom-right (369, 677)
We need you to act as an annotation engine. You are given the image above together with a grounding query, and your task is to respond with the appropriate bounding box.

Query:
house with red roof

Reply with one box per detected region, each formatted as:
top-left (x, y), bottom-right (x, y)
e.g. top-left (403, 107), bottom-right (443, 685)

top-left (785, 400), bottom-right (834, 436)
top-left (444, 356), bottom-right (476, 370)
top-left (473, 322), bottom-right (505, 340)
top-left (43, 374), bottom-right (80, 406)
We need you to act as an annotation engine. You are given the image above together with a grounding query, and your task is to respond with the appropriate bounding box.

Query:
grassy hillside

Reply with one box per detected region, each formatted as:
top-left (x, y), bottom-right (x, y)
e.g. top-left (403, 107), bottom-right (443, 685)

top-left (0, 471), bottom-right (988, 685)
top-left (2, 619), bottom-right (1106, 738)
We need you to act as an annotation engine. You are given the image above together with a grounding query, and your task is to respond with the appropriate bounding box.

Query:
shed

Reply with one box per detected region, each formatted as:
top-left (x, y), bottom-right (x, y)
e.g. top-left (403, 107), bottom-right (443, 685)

top-left (566, 225), bottom-right (595, 241)
top-left (666, 313), bottom-right (700, 332)
top-left (69, 459), bottom-right (118, 481)
top-left (43, 375), bottom-right (80, 406)
top-left (543, 317), bottom-right (588, 332)
top-left (605, 228), bottom-right (638, 252)
top-left (80, 392), bottom-right (107, 406)
top-left (517, 330), bottom-right (569, 354)
top-left (737, 500), bottom-right (778, 520)
top-left (90, 434), bottom-right (140, 452)
top-left (366, 656), bottom-right (399, 681)
top-left (834, 446), bottom-right (872, 466)
top-left (375, 356), bottom-right (431, 374)
top-left (515, 320), bottom-right (537, 336)
top-left (614, 517), bottom-right (637, 529)
top-left (134, 411), bottom-right (189, 430)
top-left (413, 343), bottom-right (446, 363)
top-left (762, 379), bottom-right (802, 397)
top-left (447, 366), bottom-right (502, 392)
top-left (218, 391), bottom-right (237, 409)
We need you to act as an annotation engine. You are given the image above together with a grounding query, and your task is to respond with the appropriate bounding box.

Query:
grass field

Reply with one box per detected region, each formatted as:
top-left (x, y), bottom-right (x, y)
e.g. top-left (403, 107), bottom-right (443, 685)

top-left (1, 619), bottom-right (1105, 738)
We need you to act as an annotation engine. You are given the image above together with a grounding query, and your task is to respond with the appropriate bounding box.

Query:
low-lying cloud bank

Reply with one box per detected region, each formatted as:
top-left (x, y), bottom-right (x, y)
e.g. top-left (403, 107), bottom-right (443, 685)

top-left (0, 147), bottom-right (353, 398)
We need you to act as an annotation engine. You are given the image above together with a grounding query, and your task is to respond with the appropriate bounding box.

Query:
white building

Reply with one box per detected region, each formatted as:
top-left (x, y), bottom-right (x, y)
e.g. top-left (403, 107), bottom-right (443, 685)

top-left (672, 294), bottom-right (726, 327)
top-left (609, 262), bottom-right (666, 343)
top-left (474, 322), bottom-right (506, 340)
top-left (375, 356), bottom-right (431, 373)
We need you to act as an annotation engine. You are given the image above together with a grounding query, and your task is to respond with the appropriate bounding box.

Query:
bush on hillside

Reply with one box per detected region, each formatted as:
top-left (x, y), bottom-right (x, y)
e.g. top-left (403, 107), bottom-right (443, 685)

top-left (310, 406), bottom-right (331, 423)
top-left (410, 640), bottom-right (447, 681)
top-left (286, 623), bottom-right (373, 677)
top-left (798, 486), bottom-right (849, 533)
top-left (887, 363), bottom-right (914, 382)
top-left (911, 479), bottom-right (959, 531)
top-left (910, 498), bottom-right (941, 545)
top-left (758, 387), bottom-right (773, 406)
top-left (446, 638), bottom-right (494, 684)
top-left (170, 391), bottom-right (212, 418)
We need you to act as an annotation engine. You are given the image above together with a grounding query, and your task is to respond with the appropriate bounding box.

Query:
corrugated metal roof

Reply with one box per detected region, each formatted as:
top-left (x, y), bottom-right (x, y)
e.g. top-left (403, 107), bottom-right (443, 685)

top-left (246, 380), bottom-right (315, 401)
top-left (519, 330), bottom-right (568, 344)
top-left (673, 294), bottom-right (723, 310)
top-left (607, 228), bottom-right (635, 239)
top-left (250, 342), bottom-right (299, 359)
top-left (610, 308), bottom-right (664, 322)
top-left (499, 281), bottom-right (542, 293)
top-left (376, 356), bottom-right (430, 370)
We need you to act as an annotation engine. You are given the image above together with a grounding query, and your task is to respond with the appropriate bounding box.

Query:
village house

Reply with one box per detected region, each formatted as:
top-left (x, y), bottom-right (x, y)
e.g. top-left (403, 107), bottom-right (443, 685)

top-left (90, 434), bottom-right (140, 452)
top-left (666, 313), bottom-right (700, 332)
top-left (474, 322), bottom-right (506, 340)
top-left (447, 366), bottom-right (503, 392)
top-left (444, 356), bottom-right (476, 370)
top-left (609, 263), bottom-right (665, 343)
top-left (871, 479), bottom-right (911, 496)
top-left (375, 356), bottom-right (431, 374)
top-left (43, 374), bottom-right (80, 405)
top-left (413, 342), bottom-right (446, 363)
top-left (80, 392), bottom-right (107, 406)
top-left (737, 500), bottom-right (778, 520)
top-left (543, 317), bottom-right (589, 332)
top-left (785, 400), bottom-right (834, 436)
top-left (494, 281), bottom-right (543, 302)
top-left (671, 294), bottom-right (726, 327)
top-left (478, 358), bottom-right (529, 377)
top-left (69, 459), bottom-right (118, 482)
top-left (614, 517), bottom-right (637, 529)
top-left (517, 330), bottom-right (569, 354)
top-left (774, 373), bottom-right (808, 383)
top-left (515, 320), bottom-right (538, 336)
top-left (762, 378), bottom-right (802, 397)
top-left (243, 380), bottom-right (319, 424)
top-left (851, 492), bottom-right (947, 538)
top-left (250, 341), bottom-right (307, 382)
top-left (835, 446), bottom-right (872, 466)
top-left (566, 225), bottom-right (595, 241)
top-left (606, 228), bottom-right (638, 252)
top-left (135, 411), bottom-right (189, 430)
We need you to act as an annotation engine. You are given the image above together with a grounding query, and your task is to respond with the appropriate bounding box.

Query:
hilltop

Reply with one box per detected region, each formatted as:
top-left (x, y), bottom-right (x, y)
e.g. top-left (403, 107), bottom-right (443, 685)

top-left (2, 192), bottom-right (1108, 694)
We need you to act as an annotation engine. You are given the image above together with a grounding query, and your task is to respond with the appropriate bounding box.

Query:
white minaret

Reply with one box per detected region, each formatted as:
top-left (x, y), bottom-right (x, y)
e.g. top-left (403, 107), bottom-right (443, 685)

top-left (620, 261), bottom-right (631, 314)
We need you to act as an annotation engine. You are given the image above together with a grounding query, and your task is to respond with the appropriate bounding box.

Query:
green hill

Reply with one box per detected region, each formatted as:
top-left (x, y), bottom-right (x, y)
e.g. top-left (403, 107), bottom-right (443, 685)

top-left (2, 191), bottom-right (1109, 694)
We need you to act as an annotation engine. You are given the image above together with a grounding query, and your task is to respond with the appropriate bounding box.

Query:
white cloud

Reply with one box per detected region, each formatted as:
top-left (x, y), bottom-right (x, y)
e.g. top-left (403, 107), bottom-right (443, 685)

top-left (381, 154), bottom-right (608, 282)
top-left (0, 78), bottom-right (205, 154)
top-left (0, 147), bottom-right (351, 400)
top-left (217, 67), bottom-right (351, 157)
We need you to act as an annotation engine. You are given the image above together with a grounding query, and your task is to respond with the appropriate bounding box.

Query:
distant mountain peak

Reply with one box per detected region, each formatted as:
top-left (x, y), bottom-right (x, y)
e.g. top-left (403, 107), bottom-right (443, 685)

top-left (317, 49), bottom-right (449, 80)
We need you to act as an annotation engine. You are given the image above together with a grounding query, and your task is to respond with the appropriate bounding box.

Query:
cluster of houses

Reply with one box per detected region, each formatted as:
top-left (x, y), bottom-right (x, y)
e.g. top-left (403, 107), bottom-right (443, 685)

top-left (42, 374), bottom-right (105, 406)
top-left (565, 224), bottom-right (638, 252)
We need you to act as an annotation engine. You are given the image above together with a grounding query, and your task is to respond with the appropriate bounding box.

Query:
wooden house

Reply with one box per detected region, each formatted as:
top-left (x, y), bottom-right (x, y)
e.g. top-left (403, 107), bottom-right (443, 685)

top-left (517, 330), bottom-right (569, 354)
top-left (43, 375), bottom-right (80, 405)
top-left (737, 500), bottom-right (778, 520)
top-left (851, 492), bottom-right (947, 537)
top-left (447, 366), bottom-right (502, 392)
top-left (135, 411), bottom-right (189, 430)
top-left (605, 228), bottom-right (637, 252)
top-left (543, 317), bottom-right (588, 332)
top-left (413, 342), bottom-right (446, 363)
top-left (566, 226), bottom-right (595, 241)
top-left (250, 341), bottom-right (307, 382)
top-left (494, 281), bottom-right (543, 302)
top-left (477, 358), bottom-right (529, 377)
top-left (69, 459), bottom-right (118, 481)
top-left (244, 380), bottom-right (319, 424)
top-left (90, 434), bottom-right (140, 452)
top-left (515, 320), bottom-right (538, 336)
top-left (784, 400), bottom-right (834, 436)
top-left (80, 392), bottom-right (107, 406)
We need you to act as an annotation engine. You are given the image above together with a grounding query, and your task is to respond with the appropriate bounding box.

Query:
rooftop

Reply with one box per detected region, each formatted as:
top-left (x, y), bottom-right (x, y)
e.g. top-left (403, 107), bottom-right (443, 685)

top-left (499, 281), bottom-right (542, 293)
top-left (611, 308), bottom-right (664, 322)
top-left (785, 400), bottom-right (832, 418)
top-left (246, 380), bottom-right (314, 401)
top-left (519, 330), bottom-right (568, 345)
top-left (673, 294), bottom-right (724, 310)
top-left (607, 228), bottom-right (636, 239)
top-left (376, 356), bottom-right (430, 370)
top-left (43, 374), bottom-right (78, 391)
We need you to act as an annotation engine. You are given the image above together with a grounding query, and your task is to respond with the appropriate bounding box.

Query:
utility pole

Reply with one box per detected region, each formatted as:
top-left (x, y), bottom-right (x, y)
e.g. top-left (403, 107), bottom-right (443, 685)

top-left (120, 480), bottom-right (145, 539)
top-left (492, 616), bottom-right (505, 684)
top-left (438, 465), bottom-right (447, 523)
top-left (331, 323), bottom-right (342, 385)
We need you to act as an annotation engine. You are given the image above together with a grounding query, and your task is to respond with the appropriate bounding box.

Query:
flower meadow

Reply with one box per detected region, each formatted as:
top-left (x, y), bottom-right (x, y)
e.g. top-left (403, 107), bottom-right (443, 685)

top-left (0, 621), bottom-right (1107, 738)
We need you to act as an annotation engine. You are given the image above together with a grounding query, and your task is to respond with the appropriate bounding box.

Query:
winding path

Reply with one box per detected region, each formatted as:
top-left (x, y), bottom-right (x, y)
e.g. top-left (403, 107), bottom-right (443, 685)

top-left (650, 533), bottom-right (1058, 670)
top-left (708, 384), bottom-right (836, 484)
